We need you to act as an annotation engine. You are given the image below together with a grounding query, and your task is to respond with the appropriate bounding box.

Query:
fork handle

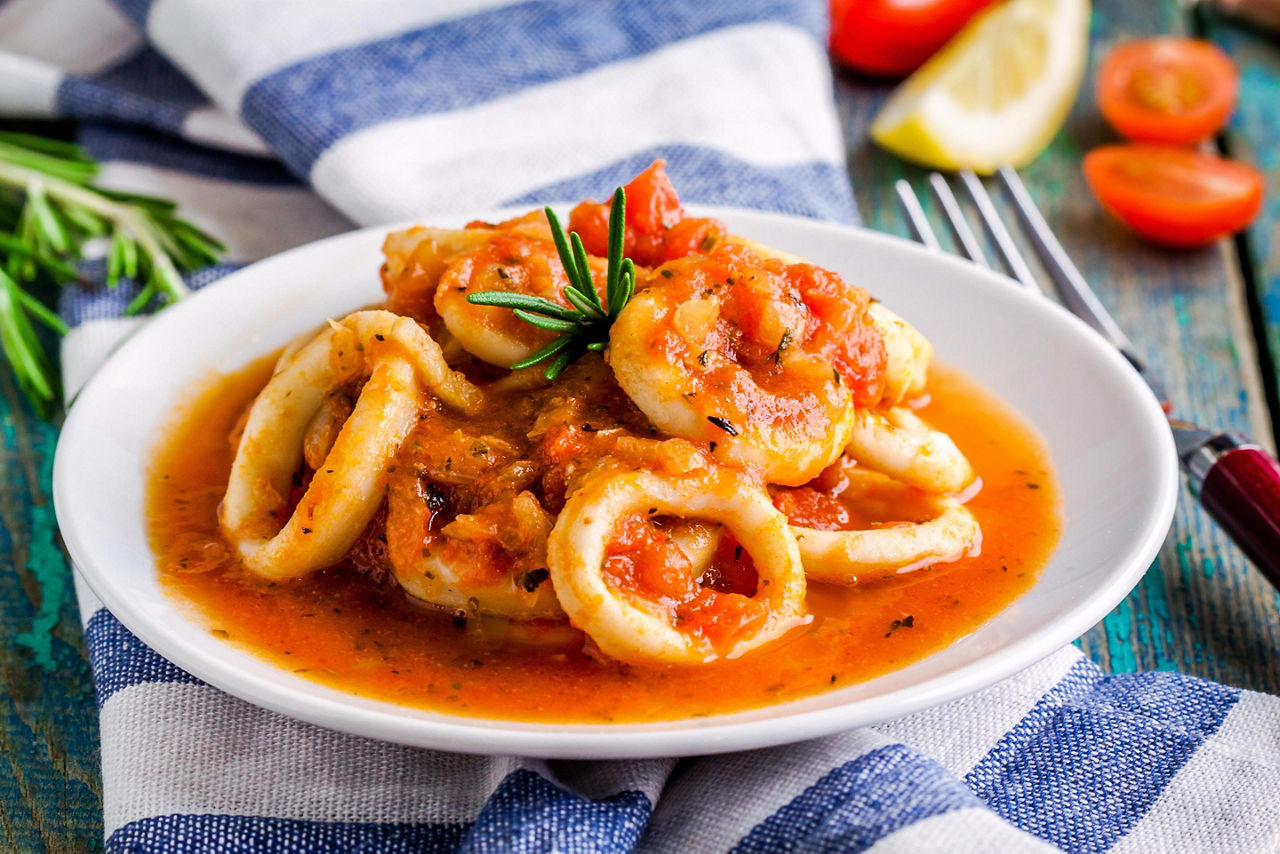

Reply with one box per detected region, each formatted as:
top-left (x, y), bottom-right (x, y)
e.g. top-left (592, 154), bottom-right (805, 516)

top-left (1186, 436), bottom-right (1280, 588)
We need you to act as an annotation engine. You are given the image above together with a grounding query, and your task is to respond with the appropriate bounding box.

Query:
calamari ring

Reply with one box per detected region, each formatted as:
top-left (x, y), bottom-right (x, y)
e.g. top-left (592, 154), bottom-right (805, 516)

top-left (381, 226), bottom-right (501, 320)
top-left (547, 467), bottom-right (808, 664)
top-left (434, 221), bottom-right (605, 368)
top-left (789, 470), bottom-right (981, 585)
top-left (845, 406), bottom-right (975, 494)
top-left (870, 303), bottom-right (931, 407)
top-left (609, 271), bottom-right (855, 486)
top-left (730, 237), bottom-right (930, 409)
top-left (220, 311), bottom-right (482, 581)
top-left (386, 482), bottom-right (564, 619)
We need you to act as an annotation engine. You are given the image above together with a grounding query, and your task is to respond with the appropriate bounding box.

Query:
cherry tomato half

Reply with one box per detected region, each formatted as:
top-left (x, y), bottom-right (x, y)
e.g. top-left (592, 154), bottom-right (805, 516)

top-left (828, 0), bottom-right (998, 77)
top-left (1083, 145), bottom-right (1263, 247)
top-left (1097, 37), bottom-right (1239, 145)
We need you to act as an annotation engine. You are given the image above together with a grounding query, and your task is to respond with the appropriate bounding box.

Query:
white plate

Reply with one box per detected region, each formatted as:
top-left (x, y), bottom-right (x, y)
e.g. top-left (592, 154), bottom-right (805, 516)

top-left (53, 207), bottom-right (1177, 758)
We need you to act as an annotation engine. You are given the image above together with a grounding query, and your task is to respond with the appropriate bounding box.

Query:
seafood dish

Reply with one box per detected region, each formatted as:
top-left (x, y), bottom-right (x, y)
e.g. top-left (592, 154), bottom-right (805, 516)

top-left (146, 162), bottom-right (1060, 723)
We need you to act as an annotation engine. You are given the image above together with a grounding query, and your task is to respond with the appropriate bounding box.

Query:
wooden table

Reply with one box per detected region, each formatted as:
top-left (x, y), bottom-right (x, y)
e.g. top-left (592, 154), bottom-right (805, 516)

top-left (2, 0), bottom-right (1278, 847)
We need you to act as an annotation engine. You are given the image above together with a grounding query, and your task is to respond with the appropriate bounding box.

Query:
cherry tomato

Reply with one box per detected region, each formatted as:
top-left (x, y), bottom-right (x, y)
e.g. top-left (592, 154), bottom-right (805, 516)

top-left (828, 0), bottom-right (998, 77)
top-left (1097, 37), bottom-right (1239, 145)
top-left (1083, 145), bottom-right (1263, 246)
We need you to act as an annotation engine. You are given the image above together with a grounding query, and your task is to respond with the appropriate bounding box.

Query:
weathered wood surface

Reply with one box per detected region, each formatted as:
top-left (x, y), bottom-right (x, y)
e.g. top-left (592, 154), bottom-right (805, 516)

top-left (1210, 11), bottom-right (1280, 453)
top-left (0, 369), bottom-right (103, 850)
top-left (0, 0), bottom-right (1277, 846)
top-left (835, 0), bottom-right (1280, 691)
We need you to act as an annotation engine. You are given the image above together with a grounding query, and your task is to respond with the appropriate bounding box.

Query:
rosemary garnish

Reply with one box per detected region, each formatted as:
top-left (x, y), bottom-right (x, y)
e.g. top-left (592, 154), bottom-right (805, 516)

top-left (0, 132), bottom-right (225, 416)
top-left (466, 186), bottom-right (636, 381)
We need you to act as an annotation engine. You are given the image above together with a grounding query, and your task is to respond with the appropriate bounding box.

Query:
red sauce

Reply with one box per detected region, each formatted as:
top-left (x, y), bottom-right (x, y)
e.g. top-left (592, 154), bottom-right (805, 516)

top-left (147, 357), bottom-right (1061, 723)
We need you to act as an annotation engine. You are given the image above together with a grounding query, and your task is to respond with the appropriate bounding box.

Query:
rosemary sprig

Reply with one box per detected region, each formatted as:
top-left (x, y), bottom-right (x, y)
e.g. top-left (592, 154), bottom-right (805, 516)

top-left (467, 186), bottom-right (636, 381)
top-left (0, 131), bottom-right (224, 416)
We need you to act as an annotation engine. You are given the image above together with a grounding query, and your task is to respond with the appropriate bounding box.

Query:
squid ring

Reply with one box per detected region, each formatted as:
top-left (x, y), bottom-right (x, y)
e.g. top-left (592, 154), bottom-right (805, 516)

top-left (547, 468), bottom-right (808, 664)
top-left (727, 238), bottom-right (931, 409)
top-left (387, 487), bottom-right (565, 619)
top-left (845, 407), bottom-right (975, 494)
top-left (792, 475), bottom-right (981, 585)
top-left (220, 311), bottom-right (482, 581)
top-left (869, 302), bottom-right (931, 407)
top-left (434, 227), bottom-right (600, 369)
top-left (610, 287), bottom-right (854, 486)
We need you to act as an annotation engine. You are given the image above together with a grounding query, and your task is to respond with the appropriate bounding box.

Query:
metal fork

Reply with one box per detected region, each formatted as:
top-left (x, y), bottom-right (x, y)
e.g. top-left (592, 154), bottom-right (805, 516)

top-left (896, 167), bottom-right (1280, 590)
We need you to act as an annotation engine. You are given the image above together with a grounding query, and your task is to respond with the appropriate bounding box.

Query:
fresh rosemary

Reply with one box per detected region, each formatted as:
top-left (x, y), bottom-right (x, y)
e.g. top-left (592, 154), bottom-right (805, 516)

top-left (467, 186), bottom-right (636, 381)
top-left (0, 132), bottom-right (225, 416)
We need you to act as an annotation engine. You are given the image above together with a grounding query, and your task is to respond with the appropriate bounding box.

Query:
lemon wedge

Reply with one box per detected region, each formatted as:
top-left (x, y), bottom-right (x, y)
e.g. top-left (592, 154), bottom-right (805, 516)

top-left (870, 0), bottom-right (1091, 173)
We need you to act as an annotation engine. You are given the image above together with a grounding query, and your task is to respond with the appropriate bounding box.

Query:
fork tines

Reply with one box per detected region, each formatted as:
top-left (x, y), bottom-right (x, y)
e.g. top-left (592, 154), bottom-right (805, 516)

top-left (894, 167), bottom-right (1147, 374)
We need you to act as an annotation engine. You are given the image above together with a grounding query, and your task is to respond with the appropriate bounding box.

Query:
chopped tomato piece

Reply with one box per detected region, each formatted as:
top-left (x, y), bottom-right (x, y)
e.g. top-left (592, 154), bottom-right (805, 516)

top-left (605, 515), bottom-right (694, 601)
top-left (786, 264), bottom-right (887, 407)
top-left (699, 534), bottom-right (759, 597)
top-left (1083, 145), bottom-right (1263, 247)
top-left (774, 486), bottom-right (850, 531)
top-left (1097, 38), bottom-right (1238, 145)
top-left (568, 160), bottom-right (727, 266)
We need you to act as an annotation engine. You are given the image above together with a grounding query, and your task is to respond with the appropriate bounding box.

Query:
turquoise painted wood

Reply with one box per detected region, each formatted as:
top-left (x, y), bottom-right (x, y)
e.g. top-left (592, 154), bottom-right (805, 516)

top-left (1210, 12), bottom-right (1280, 440)
top-left (1, 0), bottom-right (1278, 845)
top-left (1, 369), bottom-right (103, 849)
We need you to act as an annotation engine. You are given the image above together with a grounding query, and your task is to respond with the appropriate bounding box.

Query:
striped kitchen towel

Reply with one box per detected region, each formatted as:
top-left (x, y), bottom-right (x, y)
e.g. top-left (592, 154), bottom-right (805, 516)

top-left (5, 0), bottom-right (1280, 851)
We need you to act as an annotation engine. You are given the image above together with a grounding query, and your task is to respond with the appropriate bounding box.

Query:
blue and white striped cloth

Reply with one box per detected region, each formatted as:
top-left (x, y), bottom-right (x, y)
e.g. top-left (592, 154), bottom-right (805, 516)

top-left (5, 1), bottom-right (1280, 850)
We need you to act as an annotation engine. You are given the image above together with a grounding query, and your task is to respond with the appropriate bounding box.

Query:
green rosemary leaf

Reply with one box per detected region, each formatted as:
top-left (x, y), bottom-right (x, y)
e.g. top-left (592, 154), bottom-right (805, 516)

top-left (512, 309), bottom-right (580, 332)
top-left (0, 234), bottom-right (77, 280)
top-left (561, 284), bottom-right (605, 319)
top-left (0, 132), bottom-right (90, 161)
top-left (124, 280), bottom-right (158, 316)
top-left (0, 139), bottom-right (97, 184)
top-left (163, 215), bottom-right (226, 253)
top-left (120, 233), bottom-right (140, 279)
top-left (147, 258), bottom-right (189, 305)
top-left (26, 186), bottom-right (70, 253)
top-left (509, 333), bottom-right (574, 370)
top-left (544, 205), bottom-right (581, 287)
top-left (168, 225), bottom-right (221, 270)
top-left (466, 290), bottom-right (579, 320)
top-left (15, 209), bottom-right (39, 279)
top-left (544, 348), bottom-right (575, 381)
top-left (98, 187), bottom-right (179, 213)
top-left (610, 258), bottom-right (636, 318)
top-left (585, 340), bottom-right (607, 351)
top-left (0, 271), bottom-right (55, 407)
top-left (13, 285), bottom-right (69, 334)
top-left (107, 230), bottom-right (125, 287)
top-left (607, 186), bottom-right (625, 298)
top-left (59, 202), bottom-right (106, 239)
top-left (569, 232), bottom-right (596, 308)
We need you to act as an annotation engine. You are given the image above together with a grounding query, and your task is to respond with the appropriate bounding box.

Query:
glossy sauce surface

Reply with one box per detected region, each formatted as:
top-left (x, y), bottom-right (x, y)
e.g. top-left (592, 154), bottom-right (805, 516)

top-left (148, 357), bottom-right (1061, 723)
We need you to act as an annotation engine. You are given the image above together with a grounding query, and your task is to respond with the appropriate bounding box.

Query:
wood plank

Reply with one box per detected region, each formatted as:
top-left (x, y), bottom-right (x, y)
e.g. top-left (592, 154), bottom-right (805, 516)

top-left (835, 0), bottom-right (1280, 692)
top-left (0, 328), bottom-right (102, 847)
top-left (1206, 12), bottom-right (1280, 445)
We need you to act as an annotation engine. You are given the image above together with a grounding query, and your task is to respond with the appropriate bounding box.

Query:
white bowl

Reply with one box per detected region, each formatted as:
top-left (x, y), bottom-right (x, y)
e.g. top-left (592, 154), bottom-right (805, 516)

top-left (53, 207), bottom-right (1177, 758)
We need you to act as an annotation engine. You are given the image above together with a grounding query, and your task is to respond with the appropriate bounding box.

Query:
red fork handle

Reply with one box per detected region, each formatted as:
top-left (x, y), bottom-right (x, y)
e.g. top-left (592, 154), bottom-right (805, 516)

top-left (1191, 443), bottom-right (1280, 589)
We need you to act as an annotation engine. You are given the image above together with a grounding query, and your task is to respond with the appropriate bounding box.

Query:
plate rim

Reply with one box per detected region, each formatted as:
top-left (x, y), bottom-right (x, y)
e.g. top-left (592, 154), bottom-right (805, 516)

top-left (53, 207), bottom-right (1178, 758)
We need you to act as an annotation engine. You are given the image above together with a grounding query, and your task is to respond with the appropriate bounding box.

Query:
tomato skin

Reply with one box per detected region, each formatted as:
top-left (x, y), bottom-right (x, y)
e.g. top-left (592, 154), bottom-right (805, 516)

top-left (1083, 145), bottom-right (1264, 247)
top-left (828, 0), bottom-right (998, 76)
top-left (774, 486), bottom-right (850, 531)
top-left (1097, 38), bottom-right (1239, 145)
top-left (568, 160), bottom-right (726, 266)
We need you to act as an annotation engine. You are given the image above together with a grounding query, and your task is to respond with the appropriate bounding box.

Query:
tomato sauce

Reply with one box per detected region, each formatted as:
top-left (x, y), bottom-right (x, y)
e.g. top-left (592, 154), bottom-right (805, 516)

top-left (147, 357), bottom-right (1060, 724)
